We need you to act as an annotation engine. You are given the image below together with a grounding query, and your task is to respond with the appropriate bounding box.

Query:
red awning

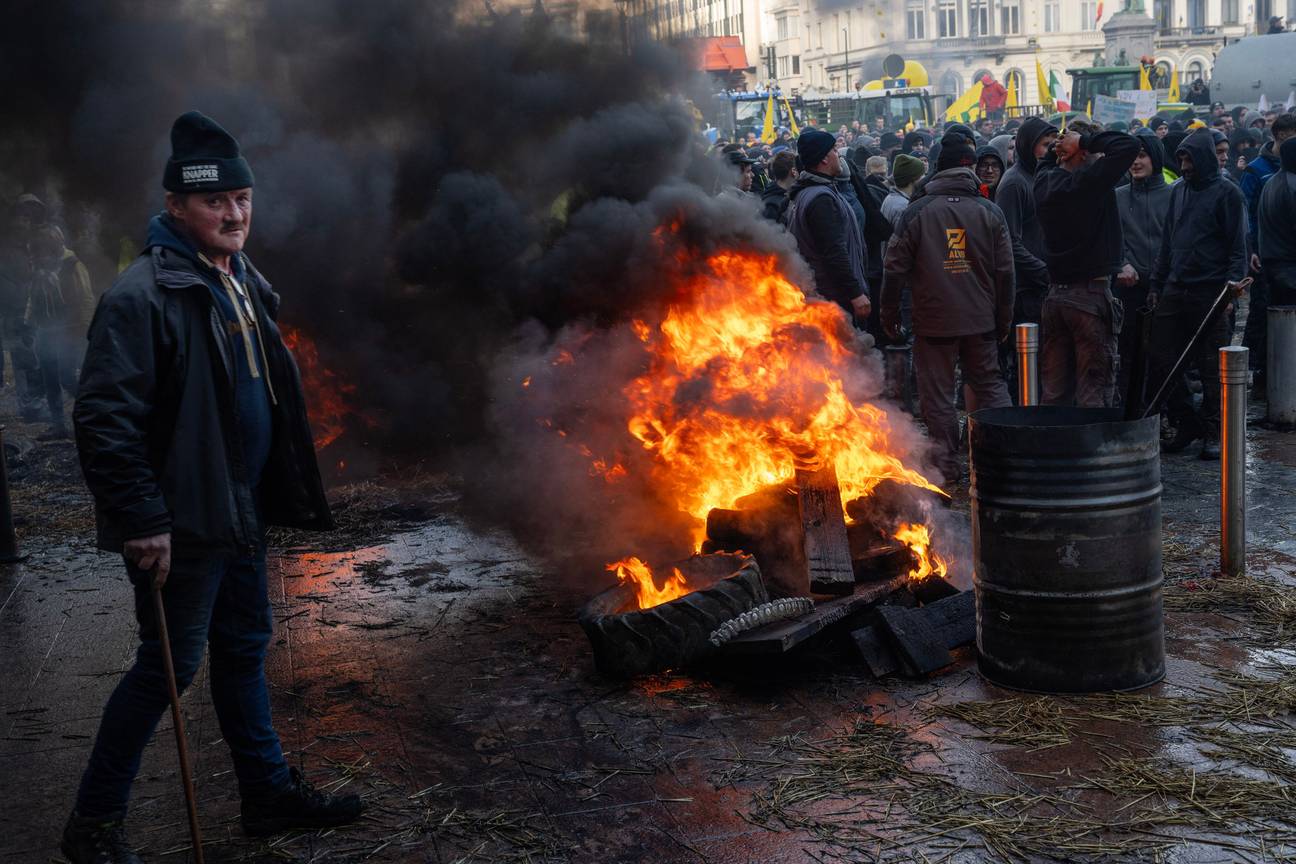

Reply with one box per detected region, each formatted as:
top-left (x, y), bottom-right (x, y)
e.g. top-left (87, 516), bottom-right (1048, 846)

top-left (697, 36), bottom-right (751, 72)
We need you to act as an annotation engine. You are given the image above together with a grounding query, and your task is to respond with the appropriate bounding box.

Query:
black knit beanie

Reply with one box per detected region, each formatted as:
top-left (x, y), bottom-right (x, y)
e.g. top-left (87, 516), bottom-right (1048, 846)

top-left (936, 133), bottom-right (976, 171)
top-left (163, 111), bottom-right (255, 193)
top-left (797, 129), bottom-right (837, 171)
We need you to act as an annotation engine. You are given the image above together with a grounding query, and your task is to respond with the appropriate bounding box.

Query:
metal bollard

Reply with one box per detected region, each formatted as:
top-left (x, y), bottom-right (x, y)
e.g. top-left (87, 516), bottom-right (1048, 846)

top-left (1267, 305), bottom-right (1296, 428)
top-left (1220, 346), bottom-right (1248, 577)
top-left (1015, 323), bottom-right (1040, 407)
top-left (884, 344), bottom-right (912, 413)
top-left (0, 427), bottom-right (21, 563)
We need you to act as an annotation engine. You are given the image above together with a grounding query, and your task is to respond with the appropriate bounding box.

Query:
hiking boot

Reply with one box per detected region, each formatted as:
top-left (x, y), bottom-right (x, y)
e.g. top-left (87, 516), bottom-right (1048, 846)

top-left (1199, 434), bottom-right (1222, 460)
top-left (1161, 419), bottom-right (1200, 454)
top-left (61, 812), bottom-right (143, 864)
top-left (240, 767), bottom-right (363, 837)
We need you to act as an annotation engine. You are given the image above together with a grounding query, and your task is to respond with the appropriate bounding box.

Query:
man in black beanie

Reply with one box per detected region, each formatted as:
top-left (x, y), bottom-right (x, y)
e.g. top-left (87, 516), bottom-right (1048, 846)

top-left (63, 111), bottom-right (361, 864)
top-left (787, 129), bottom-right (872, 323)
top-left (881, 131), bottom-right (1014, 487)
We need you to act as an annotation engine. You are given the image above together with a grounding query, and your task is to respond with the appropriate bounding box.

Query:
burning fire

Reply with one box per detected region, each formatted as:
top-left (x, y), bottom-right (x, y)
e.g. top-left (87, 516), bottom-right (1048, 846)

top-left (607, 557), bottom-right (692, 609)
top-left (281, 325), bottom-right (365, 450)
top-left (894, 523), bottom-right (949, 583)
top-left (623, 251), bottom-right (941, 538)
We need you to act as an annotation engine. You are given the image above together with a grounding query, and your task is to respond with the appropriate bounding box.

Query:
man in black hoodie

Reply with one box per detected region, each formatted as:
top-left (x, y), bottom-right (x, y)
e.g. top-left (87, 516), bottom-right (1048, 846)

top-left (1257, 138), bottom-right (1296, 307)
top-left (761, 150), bottom-right (797, 226)
top-left (994, 117), bottom-right (1057, 397)
top-left (1148, 129), bottom-right (1249, 458)
top-left (1034, 120), bottom-right (1141, 407)
top-left (1113, 130), bottom-right (1173, 407)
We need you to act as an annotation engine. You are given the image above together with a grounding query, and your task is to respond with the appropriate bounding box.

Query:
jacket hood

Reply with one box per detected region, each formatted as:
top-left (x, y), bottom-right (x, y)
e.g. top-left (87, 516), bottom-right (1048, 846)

top-left (788, 170), bottom-right (836, 199)
top-left (989, 134), bottom-right (1013, 165)
top-left (1014, 117), bottom-right (1057, 174)
top-left (924, 167), bottom-right (981, 196)
top-left (1133, 129), bottom-right (1166, 179)
top-left (1282, 137), bottom-right (1296, 173)
top-left (974, 144), bottom-right (1005, 173)
top-left (1176, 129), bottom-right (1221, 188)
top-left (145, 213), bottom-right (248, 283)
top-left (760, 183), bottom-right (788, 204)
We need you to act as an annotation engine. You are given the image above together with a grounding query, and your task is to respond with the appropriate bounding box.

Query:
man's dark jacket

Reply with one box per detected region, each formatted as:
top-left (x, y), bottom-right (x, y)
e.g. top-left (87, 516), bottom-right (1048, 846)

top-left (74, 218), bottom-right (333, 555)
top-left (1241, 139), bottom-right (1283, 250)
top-left (1115, 130), bottom-right (1174, 279)
top-left (788, 171), bottom-right (868, 310)
top-left (995, 117), bottom-right (1053, 294)
top-left (850, 171), bottom-right (894, 282)
top-left (1035, 130), bottom-right (1141, 284)
top-left (1257, 138), bottom-right (1296, 265)
top-left (760, 183), bottom-right (790, 226)
top-left (881, 168), bottom-right (1015, 339)
top-left (1152, 130), bottom-right (1249, 290)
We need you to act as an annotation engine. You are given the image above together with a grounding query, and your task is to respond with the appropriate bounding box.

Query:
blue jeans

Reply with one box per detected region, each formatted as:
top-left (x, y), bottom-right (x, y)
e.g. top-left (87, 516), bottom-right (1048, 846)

top-left (75, 549), bottom-right (289, 819)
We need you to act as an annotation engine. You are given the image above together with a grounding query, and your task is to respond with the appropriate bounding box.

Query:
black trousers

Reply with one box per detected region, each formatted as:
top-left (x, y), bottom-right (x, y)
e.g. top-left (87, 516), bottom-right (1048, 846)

top-left (1147, 283), bottom-right (1231, 433)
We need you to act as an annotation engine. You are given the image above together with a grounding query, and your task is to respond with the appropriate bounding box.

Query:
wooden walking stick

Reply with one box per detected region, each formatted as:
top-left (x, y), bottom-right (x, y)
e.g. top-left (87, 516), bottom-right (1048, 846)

top-left (152, 583), bottom-right (206, 864)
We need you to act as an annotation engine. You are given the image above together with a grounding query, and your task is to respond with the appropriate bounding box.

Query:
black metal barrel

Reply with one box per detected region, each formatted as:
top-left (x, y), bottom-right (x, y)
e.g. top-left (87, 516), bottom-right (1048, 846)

top-left (969, 407), bottom-right (1163, 693)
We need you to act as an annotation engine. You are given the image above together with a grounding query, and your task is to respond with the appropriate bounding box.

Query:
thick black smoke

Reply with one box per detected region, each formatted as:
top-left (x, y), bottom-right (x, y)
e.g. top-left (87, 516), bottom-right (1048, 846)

top-left (0, 0), bottom-right (715, 443)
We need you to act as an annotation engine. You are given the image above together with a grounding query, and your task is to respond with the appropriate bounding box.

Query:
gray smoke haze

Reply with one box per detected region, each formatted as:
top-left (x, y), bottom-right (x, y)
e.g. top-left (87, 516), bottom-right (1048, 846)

top-left (0, 0), bottom-right (941, 583)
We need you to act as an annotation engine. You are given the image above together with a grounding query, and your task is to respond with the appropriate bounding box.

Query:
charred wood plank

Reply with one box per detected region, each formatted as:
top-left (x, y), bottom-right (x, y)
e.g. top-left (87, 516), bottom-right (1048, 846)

top-left (718, 574), bottom-right (907, 655)
top-left (851, 590), bottom-right (975, 677)
top-left (875, 605), bottom-right (952, 675)
top-left (795, 464), bottom-right (854, 595)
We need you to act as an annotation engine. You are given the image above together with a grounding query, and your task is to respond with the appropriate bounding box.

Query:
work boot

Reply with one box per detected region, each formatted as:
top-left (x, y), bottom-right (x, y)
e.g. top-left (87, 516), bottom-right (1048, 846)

top-left (61, 812), bottom-right (144, 864)
top-left (1161, 418), bottom-right (1200, 454)
top-left (240, 767), bottom-right (364, 837)
top-left (1199, 433), bottom-right (1222, 460)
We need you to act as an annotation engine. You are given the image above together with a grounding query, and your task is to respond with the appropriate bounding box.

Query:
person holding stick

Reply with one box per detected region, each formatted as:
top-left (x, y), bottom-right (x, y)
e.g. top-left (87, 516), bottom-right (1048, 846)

top-left (64, 111), bottom-right (361, 864)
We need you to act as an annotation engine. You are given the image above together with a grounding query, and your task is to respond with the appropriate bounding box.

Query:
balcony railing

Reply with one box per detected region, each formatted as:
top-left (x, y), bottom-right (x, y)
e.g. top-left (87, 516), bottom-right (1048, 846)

top-left (1157, 25), bottom-right (1224, 38)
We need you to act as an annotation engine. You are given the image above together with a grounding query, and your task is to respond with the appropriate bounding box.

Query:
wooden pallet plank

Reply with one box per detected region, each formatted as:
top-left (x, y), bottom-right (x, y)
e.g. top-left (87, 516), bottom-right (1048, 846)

top-left (795, 464), bottom-right (854, 595)
top-left (851, 590), bottom-right (975, 677)
top-left (718, 574), bottom-right (907, 655)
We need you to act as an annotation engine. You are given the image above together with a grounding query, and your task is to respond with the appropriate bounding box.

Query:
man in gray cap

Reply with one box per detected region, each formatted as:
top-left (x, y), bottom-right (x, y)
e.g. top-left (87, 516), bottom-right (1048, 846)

top-left (63, 111), bottom-right (360, 864)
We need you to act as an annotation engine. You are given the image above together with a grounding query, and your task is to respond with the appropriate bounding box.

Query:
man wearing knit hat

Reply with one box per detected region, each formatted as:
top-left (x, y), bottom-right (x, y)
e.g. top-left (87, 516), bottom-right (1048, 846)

top-left (881, 132), bottom-right (1015, 487)
top-left (881, 154), bottom-right (925, 226)
top-left (64, 112), bottom-right (361, 864)
top-left (787, 129), bottom-right (872, 322)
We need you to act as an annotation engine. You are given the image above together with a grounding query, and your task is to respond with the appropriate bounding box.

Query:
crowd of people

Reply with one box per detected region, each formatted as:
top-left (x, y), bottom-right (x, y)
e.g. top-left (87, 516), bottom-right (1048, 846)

top-left (713, 101), bottom-right (1296, 486)
top-left (0, 195), bottom-right (96, 439)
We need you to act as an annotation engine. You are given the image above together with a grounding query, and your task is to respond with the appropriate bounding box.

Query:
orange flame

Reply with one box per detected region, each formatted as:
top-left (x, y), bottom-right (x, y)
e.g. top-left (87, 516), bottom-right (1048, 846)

top-left (623, 251), bottom-right (941, 544)
top-left (894, 523), bottom-right (949, 583)
top-left (607, 557), bottom-right (692, 609)
top-left (280, 325), bottom-right (363, 450)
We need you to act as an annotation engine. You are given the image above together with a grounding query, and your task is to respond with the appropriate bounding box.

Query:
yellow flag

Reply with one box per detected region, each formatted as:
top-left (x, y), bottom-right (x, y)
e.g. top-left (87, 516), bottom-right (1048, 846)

top-left (905, 116), bottom-right (915, 132)
top-left (944, 81), bottom-right (985, 123)
top-left (781, 96), bottom-right (801, 136)
top-left (1086, 99), bottom-right (1093, 117)
top-left (760, 93), bottom-right (777, 143)
top-left (1035, 58), bottom-right (1054, 112)
top-left (1005, 75), bottom-right (1019, 118)
top-left (1139, 63), bottom-right (1152, 91)
top-left (1167, 66), bottom-right (1180, 101)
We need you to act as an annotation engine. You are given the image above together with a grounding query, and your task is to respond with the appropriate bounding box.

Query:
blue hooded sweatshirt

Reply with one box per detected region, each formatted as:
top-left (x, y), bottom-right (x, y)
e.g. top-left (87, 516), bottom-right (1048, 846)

top-left (145, 213), bottom-right (273, 489)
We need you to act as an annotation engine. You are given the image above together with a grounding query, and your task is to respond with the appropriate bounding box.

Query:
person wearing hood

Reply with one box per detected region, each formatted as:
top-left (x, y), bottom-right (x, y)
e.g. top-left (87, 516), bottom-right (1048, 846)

top-left (1242, 114), bottom-right (1296, 256)
top-left (975, 145), bottom-right (1005, 201)
top-left (1242, 115), bottom-right (1296, 390)
top-left (761, 150), bottom-right (797, 226)
top-left (788, 129), bottom-right (872, 323)
top-left (1147, 129), bottom-right (1248, 458)
top-left (1187, 79), bottom-right (1211, 107)
top-left (1034, 119), bottom-right (1141, 407)
top-left (994, 117), bottom-right (1057, 396)
top-left (1114, 130), bottom-right (1174, 408)
top-left (64, 112), bottom-right (360, 864)
top-left (989, 133), bottom-right (1014, 167)
top-left (848, 152), bottom-right (895, 334)
top-left (881, 133), bottom-right (1014, 487)
top-left (1257, 138), bottom-right (1296, 307)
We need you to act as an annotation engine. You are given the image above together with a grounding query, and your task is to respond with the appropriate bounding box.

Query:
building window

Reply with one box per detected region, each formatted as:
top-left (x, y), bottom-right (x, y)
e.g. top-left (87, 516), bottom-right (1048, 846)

top-left (968, 0), bottom-right (989, 36)
top-left (1001, 0), bottom-right (1021, 34)
top-left (938, 0), bottom-right (957, 37)
top-left (1154, 0), bottom-right (1172, 29)
top-left (1080, 1), bottom-right (1099, 30)
top-left (941, 69), bottom-right (963, 97)
top-left (1221, 0), bottom-right (1238, 23)
top-left (906, 1), bottom-right (925, 39)
top-left (778, 55), bottom-right (789, 77)
top-left (1186, 0), bottom-right (1205, 29)
top-left (777, 14), bottom-right (788, 40)
top-left (792, 55), bottom-right (800, 74)
top-left (1044, 0), bottom-right (1061, 32)
top-left (1004, 68), bottom-right (1025, 108)
top-left (1187, 59), bottom-right (1205, 81)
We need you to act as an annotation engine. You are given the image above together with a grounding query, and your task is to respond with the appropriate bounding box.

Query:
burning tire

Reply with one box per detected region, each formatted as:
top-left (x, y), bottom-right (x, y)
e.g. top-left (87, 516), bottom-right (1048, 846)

top-left (579, 553), bottom-right (767, 677)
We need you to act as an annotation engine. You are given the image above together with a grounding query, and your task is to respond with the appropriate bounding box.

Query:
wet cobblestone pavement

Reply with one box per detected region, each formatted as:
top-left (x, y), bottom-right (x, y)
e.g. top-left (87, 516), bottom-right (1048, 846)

top-left (4, 406), bottom-right (1296, 863)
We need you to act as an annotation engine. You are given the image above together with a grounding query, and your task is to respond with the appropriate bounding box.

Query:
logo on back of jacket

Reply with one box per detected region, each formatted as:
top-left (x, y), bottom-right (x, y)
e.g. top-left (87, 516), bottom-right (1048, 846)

top-left (944, 227), bottom-right (971, 275)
